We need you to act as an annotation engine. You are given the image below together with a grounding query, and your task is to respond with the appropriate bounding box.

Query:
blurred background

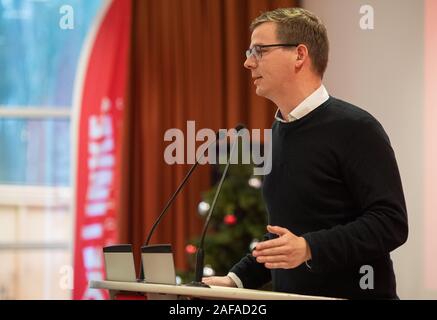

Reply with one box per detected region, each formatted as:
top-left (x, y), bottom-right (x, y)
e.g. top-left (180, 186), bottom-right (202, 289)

top-left (0, 0), bottom-right (435, 299)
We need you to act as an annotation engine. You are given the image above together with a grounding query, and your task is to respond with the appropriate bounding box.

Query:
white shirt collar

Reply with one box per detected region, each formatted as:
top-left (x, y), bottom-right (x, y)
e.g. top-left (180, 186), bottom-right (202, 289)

top-left (275, 84), bottom-right (330, 123)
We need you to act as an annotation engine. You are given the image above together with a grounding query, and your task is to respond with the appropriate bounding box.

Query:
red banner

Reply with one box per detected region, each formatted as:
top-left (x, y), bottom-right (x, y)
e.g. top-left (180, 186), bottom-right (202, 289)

top-left (72, 0), bottom-right (131, 299)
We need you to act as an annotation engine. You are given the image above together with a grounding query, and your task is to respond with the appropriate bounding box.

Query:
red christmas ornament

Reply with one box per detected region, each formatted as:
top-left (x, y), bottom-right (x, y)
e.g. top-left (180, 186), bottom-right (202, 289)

top-left (185, 244), bottom-right (197, 255)
top-left (224, 214), bottom-right (237, 225)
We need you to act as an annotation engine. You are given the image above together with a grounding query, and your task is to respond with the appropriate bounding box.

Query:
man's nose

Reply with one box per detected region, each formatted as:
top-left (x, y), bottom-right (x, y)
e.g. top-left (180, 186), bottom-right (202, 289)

top-left (244, 55), bottom-right (257, 69)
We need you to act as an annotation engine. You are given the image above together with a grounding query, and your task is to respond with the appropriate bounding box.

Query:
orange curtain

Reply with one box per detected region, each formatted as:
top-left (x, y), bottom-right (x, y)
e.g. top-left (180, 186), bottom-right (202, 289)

top-left (120, 0), bottom-right (297, 273)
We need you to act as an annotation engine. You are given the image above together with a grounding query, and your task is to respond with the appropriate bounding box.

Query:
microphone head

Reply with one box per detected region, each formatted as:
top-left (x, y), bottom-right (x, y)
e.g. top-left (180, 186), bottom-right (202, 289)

top-left (235, 123), bottom-right (246, 132)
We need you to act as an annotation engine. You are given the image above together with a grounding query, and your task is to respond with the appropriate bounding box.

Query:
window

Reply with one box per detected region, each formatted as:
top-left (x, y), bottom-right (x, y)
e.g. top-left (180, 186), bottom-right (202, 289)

top-left (0, 0), bottom-right (103, 299)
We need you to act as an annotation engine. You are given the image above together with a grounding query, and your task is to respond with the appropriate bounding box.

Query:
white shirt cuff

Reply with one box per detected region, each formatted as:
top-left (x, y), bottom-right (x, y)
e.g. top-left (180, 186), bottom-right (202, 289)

top-left (227, 272), bottom-right (244, 288)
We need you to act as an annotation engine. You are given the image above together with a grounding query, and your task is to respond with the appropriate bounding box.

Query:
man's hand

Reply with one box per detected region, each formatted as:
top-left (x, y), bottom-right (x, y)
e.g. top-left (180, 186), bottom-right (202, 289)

top-left (252, 225), bottom-right (312, 269)
top-left (202, 276), bottom-right (237, 287)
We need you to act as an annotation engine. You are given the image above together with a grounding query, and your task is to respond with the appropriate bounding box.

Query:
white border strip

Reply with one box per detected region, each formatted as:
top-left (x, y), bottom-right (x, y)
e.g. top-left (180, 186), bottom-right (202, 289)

top-left (0, 107), bottom-right (70, 118)
top-left (0, 243), bottom-right (69, 250)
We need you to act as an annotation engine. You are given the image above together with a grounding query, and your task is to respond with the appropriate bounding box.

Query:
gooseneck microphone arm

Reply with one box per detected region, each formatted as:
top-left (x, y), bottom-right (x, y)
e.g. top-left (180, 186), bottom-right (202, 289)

top-left (189, 124), bottom-right (245, 286)
top-left (143, 130), bottom-right (222, 249)
top-left (138, 131), bottom-right (221, 280)
top-left (144, 161), bottom-right (199, 247)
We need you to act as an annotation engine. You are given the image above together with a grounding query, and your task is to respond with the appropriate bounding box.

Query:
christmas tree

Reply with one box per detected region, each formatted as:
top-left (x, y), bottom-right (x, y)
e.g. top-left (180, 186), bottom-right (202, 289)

top-left (179, 140), bottom-right (268, 283)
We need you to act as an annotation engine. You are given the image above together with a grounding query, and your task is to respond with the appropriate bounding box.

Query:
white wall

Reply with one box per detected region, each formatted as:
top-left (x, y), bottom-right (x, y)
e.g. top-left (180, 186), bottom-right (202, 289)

top-left (302, 0), bottom-right (433, 299)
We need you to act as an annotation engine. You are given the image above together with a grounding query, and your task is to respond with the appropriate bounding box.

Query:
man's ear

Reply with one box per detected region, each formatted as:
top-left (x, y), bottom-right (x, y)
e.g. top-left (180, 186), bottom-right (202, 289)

top-left (295, 44), bottom-right (308, 68)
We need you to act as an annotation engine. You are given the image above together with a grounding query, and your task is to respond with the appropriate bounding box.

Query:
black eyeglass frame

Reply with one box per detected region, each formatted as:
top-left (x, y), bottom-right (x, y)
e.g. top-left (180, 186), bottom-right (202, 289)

top-left (245, 44), bottom-right (299, 59)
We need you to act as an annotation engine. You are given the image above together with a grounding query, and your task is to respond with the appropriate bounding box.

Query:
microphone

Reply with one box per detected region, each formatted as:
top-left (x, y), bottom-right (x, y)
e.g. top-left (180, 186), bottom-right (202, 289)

top-left (187, 124), bottom-right (246, 287)
top-left (139, 124), bottom-right (243, 281)
top-left (138, 129), bottom-right (221, 280)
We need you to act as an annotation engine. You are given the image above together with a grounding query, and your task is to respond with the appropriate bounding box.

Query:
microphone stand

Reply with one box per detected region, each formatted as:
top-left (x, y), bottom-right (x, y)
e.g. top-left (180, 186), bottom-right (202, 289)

top-left (186, 129), bottom-right (241, 287)
top-left (138, 131), bottom-right (223, 280)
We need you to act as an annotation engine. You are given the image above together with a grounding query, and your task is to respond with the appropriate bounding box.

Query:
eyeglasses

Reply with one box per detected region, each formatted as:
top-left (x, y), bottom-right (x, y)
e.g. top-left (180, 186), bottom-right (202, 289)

top-left (245, 44), bottom-right (299, 60)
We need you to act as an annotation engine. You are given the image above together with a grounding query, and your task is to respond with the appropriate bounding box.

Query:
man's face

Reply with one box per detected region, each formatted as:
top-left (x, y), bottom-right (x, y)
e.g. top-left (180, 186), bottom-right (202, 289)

top-left (244, 22), bottom-right (296, 101)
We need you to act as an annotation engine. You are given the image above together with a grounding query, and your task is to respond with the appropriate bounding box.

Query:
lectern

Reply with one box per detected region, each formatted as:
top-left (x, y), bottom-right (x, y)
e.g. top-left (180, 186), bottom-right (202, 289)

top-left (94, 244), bottom-right (339, 300)
top-left (89, 280), bottom-right (338, 300)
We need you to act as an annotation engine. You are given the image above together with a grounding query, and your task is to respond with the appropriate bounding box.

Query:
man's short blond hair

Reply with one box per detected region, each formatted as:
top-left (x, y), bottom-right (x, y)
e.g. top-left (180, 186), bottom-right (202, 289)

top-left (251, 8), bottom-right (329, 78)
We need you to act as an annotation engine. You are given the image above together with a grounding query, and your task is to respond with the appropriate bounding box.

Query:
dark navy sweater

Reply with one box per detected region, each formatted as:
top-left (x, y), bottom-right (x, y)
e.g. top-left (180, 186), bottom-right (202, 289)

top-left (230, 97), bottom-right (408, 299)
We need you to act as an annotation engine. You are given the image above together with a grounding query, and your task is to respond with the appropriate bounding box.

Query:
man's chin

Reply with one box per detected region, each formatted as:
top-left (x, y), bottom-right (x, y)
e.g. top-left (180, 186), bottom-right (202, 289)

top-left (255, 86), bottom-right (265, 97)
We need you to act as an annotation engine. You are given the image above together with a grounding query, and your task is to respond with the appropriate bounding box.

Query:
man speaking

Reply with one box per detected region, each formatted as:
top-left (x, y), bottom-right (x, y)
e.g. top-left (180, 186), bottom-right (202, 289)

top-left (203, 7), bottom-right (408, 299)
